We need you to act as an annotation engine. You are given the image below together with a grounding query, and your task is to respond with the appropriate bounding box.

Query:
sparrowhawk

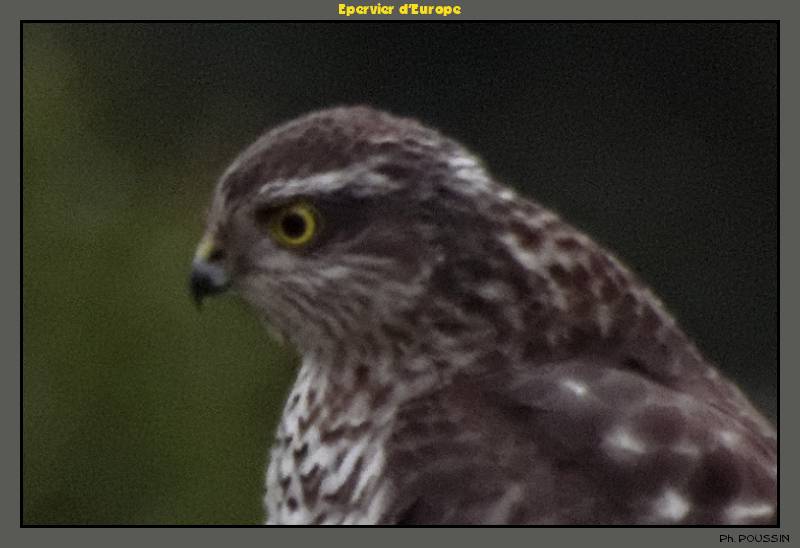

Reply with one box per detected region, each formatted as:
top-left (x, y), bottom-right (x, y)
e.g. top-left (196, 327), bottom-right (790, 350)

top-left (190, 106), bottom-right (777, 525)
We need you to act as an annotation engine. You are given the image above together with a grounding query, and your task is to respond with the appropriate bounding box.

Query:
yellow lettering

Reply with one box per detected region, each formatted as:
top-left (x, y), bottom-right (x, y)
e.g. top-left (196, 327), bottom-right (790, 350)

top-left (339, 2), bottom-right (458, 18)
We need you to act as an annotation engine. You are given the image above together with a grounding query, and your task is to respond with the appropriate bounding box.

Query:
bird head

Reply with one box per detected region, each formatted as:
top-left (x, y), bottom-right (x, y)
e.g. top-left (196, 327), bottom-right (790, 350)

top-left (190, 106), bottom-right (518, 355)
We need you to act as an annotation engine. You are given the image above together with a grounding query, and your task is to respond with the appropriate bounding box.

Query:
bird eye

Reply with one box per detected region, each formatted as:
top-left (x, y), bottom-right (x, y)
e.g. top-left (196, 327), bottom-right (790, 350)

top-left (268, 202), bottom-right (319, 248)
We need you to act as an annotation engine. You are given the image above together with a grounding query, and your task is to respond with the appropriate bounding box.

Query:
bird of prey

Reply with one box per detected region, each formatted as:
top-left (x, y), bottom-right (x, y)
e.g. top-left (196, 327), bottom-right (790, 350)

top-left (189, 106), bottom-right (777, 525)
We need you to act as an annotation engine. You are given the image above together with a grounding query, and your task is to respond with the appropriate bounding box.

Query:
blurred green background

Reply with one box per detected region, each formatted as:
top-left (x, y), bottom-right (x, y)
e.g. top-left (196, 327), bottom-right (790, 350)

top-left (22, 23), bottom-right (777, 524)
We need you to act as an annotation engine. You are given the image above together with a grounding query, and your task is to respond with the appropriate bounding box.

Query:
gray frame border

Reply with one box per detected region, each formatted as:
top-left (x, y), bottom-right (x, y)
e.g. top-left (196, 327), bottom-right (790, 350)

top-left (7, 0), bottom-right (794, 546)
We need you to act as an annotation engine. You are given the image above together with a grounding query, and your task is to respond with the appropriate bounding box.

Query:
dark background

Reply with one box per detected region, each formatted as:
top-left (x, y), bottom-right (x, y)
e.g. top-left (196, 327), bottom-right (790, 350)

top-left (22, 22), bottom-right (777, 524)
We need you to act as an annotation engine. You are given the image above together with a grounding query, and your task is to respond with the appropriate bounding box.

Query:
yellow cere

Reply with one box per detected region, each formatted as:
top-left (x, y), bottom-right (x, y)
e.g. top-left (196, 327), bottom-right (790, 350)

top-left (194, 236), bottom-right (217, 262)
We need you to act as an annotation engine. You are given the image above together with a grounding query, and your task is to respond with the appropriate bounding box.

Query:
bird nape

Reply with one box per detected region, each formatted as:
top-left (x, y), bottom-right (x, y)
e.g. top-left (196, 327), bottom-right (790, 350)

top-left (189, 106), bottom-right (776, 525)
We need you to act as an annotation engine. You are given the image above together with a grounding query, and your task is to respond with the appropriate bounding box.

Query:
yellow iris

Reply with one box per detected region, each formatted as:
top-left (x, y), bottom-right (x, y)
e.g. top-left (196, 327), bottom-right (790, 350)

top-left (270, 202), bottom-right (319, 248)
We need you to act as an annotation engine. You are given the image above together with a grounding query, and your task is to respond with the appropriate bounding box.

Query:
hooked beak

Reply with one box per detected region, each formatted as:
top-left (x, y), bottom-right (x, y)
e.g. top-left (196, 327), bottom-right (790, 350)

top-left (189, 236), bottom-right (231, 307)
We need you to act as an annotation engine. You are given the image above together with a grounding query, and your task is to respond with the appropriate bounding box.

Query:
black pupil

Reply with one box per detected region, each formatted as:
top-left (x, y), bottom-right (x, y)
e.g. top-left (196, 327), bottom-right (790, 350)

top-left (281, 212), bottom-right (307, 239)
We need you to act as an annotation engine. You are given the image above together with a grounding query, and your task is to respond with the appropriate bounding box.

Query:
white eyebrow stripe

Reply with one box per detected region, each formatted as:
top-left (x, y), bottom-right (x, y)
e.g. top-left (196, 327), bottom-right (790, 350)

top-left (258, 157), bottom-right (401, 199)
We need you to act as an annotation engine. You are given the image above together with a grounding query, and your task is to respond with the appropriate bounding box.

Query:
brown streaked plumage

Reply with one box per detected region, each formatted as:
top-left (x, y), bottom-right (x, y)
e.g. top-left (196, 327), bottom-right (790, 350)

top-left (190, 106), bottom-right (776, 525)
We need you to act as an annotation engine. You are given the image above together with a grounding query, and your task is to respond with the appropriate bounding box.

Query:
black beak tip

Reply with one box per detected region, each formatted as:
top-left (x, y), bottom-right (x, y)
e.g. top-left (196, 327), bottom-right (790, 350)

top-left (189, 270), bottom-right (210, 309)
